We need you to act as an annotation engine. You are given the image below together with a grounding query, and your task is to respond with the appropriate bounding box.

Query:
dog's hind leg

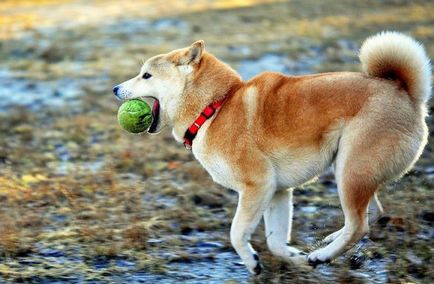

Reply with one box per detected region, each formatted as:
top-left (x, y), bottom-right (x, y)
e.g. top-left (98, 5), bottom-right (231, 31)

top-left (231, 181), bottom-right (275, 275)
top-left (308, 165), bottom-right (375, 265)
top-left (368, 192), bottom-right (384, 224)
top-left (308, 131), bottom-right (380, 265)
top-left (323, 193), bottom-right (383, 244)
top-left (264, 189), bottom-right (306, 262)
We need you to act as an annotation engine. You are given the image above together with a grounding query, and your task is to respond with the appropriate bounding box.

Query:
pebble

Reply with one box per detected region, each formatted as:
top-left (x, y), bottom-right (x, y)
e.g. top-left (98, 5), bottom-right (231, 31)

top-left (405, 251), bottom-right (423, 266)
top-left (116, 259), bottom-right (135, 268)
top-left (300, 206), bottom-right (318, 213)
top-left (39, 248), bottom-right (65, 257)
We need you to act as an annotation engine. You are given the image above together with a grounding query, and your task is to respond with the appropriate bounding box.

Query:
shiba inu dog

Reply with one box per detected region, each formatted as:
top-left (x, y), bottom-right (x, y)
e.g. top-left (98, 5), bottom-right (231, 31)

top-left (113, 31), bottom-right (431, 275)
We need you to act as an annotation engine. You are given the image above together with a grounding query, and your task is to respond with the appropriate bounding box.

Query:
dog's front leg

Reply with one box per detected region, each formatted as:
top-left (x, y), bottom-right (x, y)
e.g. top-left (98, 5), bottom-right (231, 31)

top-left (264, 189), bottom-right (307, 262)
top-left (231, 183), bottom-right (275, 275)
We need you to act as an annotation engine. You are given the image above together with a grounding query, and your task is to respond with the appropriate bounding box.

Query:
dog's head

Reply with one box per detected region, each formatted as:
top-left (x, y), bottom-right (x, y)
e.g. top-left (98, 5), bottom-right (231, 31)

top-left (113, 40), bottom-right (205, 134)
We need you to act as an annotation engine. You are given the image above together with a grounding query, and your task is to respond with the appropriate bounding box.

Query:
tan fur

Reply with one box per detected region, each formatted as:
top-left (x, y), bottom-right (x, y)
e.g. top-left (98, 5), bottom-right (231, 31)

top-left (114, 32), bottom-right (431, 274)
top-left (210, 72), bottom-right (375, 150)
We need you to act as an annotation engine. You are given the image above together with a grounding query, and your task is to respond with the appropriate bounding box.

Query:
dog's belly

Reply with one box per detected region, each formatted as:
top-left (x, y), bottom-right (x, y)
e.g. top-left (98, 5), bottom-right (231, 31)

top-left (271, 149), bottom-right (332, 188)
top-left (192, 119), bottom-right (339, 191)
top-left (194, 147), bottom-right (334, 191)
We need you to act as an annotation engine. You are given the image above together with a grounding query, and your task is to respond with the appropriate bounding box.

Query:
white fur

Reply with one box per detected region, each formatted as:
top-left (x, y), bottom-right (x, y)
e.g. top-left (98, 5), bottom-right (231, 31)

top-left (264, 189), bottom-right (305, 260)
top-left (359, 31), bottom-right (432, 103)
top-left (231, 186), bottom-right (276, 274)
top-left (271, 149), bottom-right (330, 188)
top-left (271, 123), bottom-right (343, 188)
top-left (191, 118), bottom-right (240, 190)
top-left (287, 188), bottom-right (294, 243)
top-left (243, 86), bottom-right (258, 131)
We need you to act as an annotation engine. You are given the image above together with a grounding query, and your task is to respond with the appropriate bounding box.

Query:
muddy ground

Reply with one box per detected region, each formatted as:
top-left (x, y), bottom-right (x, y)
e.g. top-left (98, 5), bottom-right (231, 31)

top-left (0, 0), bottom-right (433, 283)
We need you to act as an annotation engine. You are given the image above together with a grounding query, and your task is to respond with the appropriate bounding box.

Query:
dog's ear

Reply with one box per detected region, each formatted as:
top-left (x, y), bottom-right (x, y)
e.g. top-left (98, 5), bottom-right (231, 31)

top-left (180, 40), bottom-right (205, 65)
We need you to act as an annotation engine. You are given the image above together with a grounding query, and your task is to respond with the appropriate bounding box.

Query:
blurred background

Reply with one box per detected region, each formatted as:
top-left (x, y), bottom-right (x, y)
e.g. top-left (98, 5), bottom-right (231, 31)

top-left (0, 0), bottom-right (433, 283)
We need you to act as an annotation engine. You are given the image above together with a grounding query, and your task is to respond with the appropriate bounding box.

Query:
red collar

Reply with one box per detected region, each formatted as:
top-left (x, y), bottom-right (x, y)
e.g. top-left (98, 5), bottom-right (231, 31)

top-left (183, 98), bottom-right (226, 149)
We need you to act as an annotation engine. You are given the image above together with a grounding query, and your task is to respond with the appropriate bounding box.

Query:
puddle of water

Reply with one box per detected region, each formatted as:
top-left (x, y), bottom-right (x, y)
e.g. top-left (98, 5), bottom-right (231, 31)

top-left (162, 233), bottom-right (250, 283)
top-left (110, 272), bottom-right (174, 284)
top-left (0, 16), bottom-right (190, 113)
top-left (237, 45), bottom-right (326, 80)
top-left (152, 19), bottom-right (189, 31)
top-left (99, 18), bottom-right (189, 47)
top-left (300, 206), bottom-right (318, 213)
top-left (0, 69), bottom-right (109, 113)
top-left (169, 251), bottom-right (250, 283)
top-left (48, 140), bottom-right (106, 175)
top-left (335, 39), bottom-right (359, 63)
top-left (48, 159), bottom-right (105, 176)
top-left (237, 53), bottom-right (292, 80)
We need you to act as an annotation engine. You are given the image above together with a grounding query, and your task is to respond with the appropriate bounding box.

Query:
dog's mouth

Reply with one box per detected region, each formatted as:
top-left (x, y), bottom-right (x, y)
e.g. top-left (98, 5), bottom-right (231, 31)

top-left (148, 99), bottom-right (160, 134)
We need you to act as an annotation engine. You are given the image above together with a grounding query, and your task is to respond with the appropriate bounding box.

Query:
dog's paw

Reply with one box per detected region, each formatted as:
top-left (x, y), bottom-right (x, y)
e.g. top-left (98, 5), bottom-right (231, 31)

top-left (253, 261), bottom-right (263, 275)
top-left (285, 243), bottom-right (307, 257)
top-left (307, 249), bottom-right (331, 268)
top-left (289, 254), bottom-right (310, 267)
top-left (249, 253), bottom-right (263, 275)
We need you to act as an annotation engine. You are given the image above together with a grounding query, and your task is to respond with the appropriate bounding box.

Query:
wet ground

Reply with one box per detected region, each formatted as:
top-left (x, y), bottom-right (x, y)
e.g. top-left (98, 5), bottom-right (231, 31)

top-left (0, 0), bottom-right (433, 283)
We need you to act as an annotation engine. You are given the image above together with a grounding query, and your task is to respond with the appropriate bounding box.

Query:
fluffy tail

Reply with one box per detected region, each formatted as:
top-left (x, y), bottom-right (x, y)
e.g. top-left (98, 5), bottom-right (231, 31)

top-left (359, 31), bottom-right (432, 103)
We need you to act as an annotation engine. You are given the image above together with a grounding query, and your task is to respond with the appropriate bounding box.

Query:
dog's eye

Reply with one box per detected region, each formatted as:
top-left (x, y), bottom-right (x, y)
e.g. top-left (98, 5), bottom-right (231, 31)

top-left (142, 72), bottom-right (152, 79)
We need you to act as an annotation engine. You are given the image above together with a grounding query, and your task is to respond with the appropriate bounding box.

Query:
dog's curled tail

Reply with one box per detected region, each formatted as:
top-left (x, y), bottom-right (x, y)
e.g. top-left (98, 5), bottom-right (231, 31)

top-left (359, 31), bottom-right (432, 103)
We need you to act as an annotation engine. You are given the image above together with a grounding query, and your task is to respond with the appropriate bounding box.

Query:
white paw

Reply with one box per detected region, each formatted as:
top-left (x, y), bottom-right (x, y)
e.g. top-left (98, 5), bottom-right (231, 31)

top-left (308, 248), bottom-right (331, 267)
top-left (245, 253), bottom-right (262, 275)
top-left (289, 254), bottom-right (311, 268)
top-left (286, 245), bottom-right (306, 256)
top-left (270, 243), bottom-right (307, 260)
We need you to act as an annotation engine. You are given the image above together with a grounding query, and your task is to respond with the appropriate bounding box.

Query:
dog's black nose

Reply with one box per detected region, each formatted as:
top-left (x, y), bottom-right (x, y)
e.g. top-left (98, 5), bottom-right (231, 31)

top-left (113, 86), bottom-right (120, 95)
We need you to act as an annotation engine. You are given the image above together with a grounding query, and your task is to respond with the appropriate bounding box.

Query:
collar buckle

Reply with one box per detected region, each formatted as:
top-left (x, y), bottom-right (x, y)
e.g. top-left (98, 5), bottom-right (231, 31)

top-left (183, 142), bottom-right (192, 150)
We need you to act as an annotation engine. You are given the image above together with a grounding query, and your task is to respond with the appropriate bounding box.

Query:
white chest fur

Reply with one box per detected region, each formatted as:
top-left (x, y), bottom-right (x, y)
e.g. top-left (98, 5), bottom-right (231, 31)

top-left (191, 119), bottom-right (242, 190)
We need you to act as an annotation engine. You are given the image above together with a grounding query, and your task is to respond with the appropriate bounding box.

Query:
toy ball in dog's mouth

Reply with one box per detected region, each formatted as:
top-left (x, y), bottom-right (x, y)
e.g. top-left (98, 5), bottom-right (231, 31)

top-left (117, 99), bottom-right (155, 134)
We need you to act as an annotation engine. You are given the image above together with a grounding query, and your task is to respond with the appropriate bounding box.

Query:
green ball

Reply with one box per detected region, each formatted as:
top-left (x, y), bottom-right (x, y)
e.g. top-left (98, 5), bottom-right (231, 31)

top-left (117, 99), bottom-right (153, 133)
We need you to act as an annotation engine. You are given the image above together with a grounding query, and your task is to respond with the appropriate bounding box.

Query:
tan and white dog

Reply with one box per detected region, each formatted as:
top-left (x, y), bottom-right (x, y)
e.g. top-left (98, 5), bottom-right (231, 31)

top-left (113, 32), bottom-right (431, 275)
